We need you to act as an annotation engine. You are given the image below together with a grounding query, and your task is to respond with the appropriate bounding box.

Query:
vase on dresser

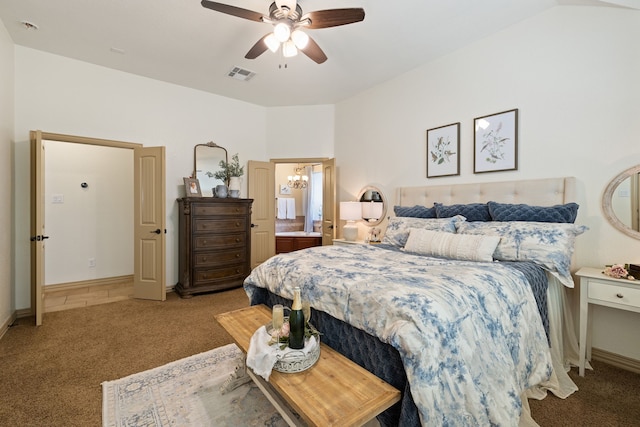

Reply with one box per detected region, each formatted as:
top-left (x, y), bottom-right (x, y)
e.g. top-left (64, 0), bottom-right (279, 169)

top-left (229, 176), bottom-right (241, 198)
top-left (176, 197), bottom-right (253, 298)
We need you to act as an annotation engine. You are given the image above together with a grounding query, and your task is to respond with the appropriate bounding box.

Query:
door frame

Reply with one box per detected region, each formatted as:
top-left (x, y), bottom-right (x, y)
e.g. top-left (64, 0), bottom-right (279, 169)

top-left (270, 157), bottom-right (335, 242)
top-left (29, 131), bottom-right (164, 323)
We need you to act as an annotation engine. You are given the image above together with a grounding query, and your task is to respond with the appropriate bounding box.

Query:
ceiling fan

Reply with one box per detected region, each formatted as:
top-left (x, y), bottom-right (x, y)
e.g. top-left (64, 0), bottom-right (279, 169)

top-left (201, 0), bottom-right (365, 64)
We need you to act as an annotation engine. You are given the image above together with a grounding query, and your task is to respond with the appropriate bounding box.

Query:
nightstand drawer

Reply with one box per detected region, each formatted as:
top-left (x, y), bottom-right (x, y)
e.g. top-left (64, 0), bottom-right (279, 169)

top-left (588, 280), bottom-right (640, 309)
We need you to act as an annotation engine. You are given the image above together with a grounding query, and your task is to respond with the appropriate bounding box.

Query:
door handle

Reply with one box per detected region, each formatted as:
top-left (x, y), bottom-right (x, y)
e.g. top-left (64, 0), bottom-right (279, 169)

top-left (251, 224), bottom-right (257, 228)
top-left (151, 229), bottom-right (162, 234)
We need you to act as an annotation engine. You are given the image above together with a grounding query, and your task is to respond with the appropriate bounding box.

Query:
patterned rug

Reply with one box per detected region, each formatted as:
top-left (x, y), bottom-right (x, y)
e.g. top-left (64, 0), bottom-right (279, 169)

top-left (102, 344), bottom-right (287, 427)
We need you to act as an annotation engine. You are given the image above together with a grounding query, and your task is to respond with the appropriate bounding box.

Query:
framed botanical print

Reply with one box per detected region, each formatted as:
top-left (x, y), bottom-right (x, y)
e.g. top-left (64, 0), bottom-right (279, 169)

top-left (426, 122), bottom-right (460, 178)
top-left (474, 109), bottom-right (518, 173)
top-left (184, 177), bottom-right (202, 197)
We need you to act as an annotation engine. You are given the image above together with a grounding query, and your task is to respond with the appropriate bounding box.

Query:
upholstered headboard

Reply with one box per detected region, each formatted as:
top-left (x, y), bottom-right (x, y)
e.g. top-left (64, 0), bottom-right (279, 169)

top-left (397, 177), bottom-right (576, 208)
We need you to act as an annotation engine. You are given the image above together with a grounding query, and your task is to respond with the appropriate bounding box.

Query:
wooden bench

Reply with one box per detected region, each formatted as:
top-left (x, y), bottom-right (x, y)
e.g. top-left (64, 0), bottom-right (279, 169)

top-left (215, 305), bottom-right (401, 427)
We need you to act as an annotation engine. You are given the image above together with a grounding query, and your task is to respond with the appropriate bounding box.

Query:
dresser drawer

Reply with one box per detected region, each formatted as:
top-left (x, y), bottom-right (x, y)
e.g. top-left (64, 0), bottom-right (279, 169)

top-left (192, 204), bottom-right (249, 216)
top-left (193, 264), bottom-right (248, 285)
top-left (588, 280), bottom-right (640, 309)
top-left (195, 250), bottom-right (246, 267)
top-left (194, 218), bottom-right (247, 233)
top-left (194, 233), bottom-right (246, 250)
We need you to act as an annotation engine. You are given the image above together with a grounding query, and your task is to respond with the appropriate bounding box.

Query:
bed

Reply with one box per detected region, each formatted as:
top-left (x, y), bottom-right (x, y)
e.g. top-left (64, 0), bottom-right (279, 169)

top-left (244, 177), bottom-right (585, 426)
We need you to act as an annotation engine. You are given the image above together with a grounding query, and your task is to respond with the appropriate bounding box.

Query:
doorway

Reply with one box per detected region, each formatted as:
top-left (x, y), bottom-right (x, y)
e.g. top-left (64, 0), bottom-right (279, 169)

top-left (30, 131), bottom-right (166, 325)
top-left (274, 162), bottom-right (323, 253)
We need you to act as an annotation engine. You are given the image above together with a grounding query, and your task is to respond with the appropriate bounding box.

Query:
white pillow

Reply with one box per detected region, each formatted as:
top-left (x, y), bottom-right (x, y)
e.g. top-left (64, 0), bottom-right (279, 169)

top-left (403, 228), bottom-right (501, 262)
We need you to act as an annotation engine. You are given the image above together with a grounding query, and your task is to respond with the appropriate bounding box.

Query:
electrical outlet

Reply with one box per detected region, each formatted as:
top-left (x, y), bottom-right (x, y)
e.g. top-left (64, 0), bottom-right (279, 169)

top-left (88, 258), bottom-right (96, 268)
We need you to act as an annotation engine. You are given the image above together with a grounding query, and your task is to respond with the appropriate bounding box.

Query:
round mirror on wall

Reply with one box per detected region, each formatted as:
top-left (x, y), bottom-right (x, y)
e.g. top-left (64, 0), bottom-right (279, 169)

top-left (358, 186), bottom-right (387, 227)
top-left (602, 164), bottom-right (640, 239)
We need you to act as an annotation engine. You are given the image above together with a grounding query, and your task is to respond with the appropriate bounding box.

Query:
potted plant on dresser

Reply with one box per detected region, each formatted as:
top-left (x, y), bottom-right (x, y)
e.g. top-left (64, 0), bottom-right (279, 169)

top-left (208, 153), bottom-right (244, 198)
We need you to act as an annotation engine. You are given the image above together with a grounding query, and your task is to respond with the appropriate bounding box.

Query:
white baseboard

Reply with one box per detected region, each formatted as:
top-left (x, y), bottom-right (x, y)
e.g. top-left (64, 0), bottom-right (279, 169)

top-left (0, 311), bottom-right (17, 340)
top-left (592, 347), bottom-right (640, 374)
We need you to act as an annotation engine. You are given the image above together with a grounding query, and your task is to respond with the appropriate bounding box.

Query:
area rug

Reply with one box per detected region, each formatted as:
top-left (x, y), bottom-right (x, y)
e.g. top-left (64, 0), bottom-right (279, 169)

top-left (102, 343), bottom-right (287, 427)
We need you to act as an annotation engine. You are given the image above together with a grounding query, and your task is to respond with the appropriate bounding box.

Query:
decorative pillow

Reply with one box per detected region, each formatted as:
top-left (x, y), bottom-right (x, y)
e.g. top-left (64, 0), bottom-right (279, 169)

top-left (393, 205), bottom-right (437, 218)
top-left (488, 201), bottom-right (579, 223)
top-left (382, 216), bottom-right (464, 248)
top-left (404, 228), bottom-right (501, 262)
top-left (456, 221), bottom-right (588, 288)
top-left (434, 203), bottom-right (491, 222)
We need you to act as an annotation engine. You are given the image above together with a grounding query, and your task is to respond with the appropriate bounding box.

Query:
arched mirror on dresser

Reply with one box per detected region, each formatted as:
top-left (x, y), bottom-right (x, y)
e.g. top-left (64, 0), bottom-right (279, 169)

top-left (193, 142), bottom-right (228, 197)
top-left (602, 164), bottom-right (640, 239)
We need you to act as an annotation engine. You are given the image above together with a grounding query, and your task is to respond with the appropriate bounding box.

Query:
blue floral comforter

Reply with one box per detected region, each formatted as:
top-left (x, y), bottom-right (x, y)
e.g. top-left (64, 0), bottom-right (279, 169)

top-left (244, 244), bottom-right (553, 426)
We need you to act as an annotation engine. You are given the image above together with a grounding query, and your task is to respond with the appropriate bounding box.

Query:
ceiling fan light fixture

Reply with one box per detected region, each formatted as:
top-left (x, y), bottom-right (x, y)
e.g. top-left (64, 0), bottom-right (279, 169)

top-left (282, 40), bottom-right (298, 57)
top-left (291, 30), bottom-right (309, 49)
top-left (273, 22), bottom-right (291, 43)
top-left (264, 33), bottom-right (280, 52)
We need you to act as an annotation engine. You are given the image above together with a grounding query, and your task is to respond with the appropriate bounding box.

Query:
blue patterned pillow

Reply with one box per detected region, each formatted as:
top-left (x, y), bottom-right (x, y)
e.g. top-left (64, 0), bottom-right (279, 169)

top-left (488, 202), bottom-right (579, 223)
top-left (393, 205), bottom-right (437, 218)
top-left (382, 216), bottom-right (464, 247)
top-left (456, 221), bottom-right (588, 288)
top-left (434, 203), bottom-right (491, 222)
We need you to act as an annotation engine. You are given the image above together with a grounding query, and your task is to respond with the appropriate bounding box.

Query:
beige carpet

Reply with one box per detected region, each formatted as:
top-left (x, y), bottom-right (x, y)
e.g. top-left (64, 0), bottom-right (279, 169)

top-left (1, 287), bottom-right (640, 426)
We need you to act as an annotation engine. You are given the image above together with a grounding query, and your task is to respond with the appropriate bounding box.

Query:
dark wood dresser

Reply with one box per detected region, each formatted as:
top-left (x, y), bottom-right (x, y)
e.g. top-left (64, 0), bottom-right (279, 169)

top-left (176, 197), bottom-right (253, 298)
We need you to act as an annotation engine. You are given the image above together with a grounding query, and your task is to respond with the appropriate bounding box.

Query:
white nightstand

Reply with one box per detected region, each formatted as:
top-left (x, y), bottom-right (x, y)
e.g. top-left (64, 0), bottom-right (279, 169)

top-left (332, 238), bottom-right (368, 246)
top-left (576, 267), bottom-right (640, 376)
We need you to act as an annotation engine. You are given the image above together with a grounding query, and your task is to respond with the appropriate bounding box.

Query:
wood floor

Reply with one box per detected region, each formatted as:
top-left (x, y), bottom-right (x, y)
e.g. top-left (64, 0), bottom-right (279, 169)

top-left (44, 277), bottom-right (134, 313)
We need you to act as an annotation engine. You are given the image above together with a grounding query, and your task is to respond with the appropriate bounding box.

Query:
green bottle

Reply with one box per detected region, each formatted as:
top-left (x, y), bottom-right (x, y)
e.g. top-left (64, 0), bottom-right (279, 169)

top-left (288, 287), bottom-right (305, 350)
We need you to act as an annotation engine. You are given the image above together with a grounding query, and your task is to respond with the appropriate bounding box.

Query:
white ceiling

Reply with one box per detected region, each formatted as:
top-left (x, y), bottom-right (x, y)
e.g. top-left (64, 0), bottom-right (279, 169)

top-left (0, 0), bottom-right (634, 107)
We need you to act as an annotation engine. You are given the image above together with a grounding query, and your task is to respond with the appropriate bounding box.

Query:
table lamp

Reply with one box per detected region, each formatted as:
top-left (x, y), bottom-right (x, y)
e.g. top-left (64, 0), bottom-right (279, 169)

top-left (340, 201), bottom-right (362, 241)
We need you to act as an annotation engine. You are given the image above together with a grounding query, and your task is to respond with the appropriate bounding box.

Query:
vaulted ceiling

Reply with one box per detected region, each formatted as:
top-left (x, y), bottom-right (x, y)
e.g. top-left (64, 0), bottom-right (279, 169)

top-left (0, 0), bottom-right (634, 107)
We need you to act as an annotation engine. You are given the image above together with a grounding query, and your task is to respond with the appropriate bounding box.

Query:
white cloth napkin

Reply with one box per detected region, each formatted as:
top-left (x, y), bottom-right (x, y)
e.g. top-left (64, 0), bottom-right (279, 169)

top-left (246, 325), bottom-right (317, 381)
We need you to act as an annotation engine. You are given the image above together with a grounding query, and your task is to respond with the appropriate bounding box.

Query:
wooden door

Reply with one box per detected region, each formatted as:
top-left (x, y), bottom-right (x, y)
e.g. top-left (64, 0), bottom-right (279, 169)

top-left (322, 158), bottom-right (336, 246)
top-left (29, 131), bottom-right (45, 325)
top-left (133, 146), bottom-right (166, 300)
top-left (248, 160), bottom-right (275, 268)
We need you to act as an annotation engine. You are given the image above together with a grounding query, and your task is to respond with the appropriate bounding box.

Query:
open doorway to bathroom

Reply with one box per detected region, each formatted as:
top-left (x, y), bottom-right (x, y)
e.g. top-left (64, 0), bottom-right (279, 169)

top-left (274, 162), bottom-right (323, 253)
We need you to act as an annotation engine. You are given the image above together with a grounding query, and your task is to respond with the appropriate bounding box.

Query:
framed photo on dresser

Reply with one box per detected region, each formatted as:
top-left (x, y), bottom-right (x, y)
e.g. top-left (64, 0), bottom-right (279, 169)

top-left (184, 177), bottom-right (202, 197)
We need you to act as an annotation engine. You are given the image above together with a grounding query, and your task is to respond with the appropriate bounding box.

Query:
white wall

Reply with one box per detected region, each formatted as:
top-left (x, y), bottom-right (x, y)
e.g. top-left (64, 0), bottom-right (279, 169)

top-left (44, 141), bottom-right (133, 284)
top-left (266, 105), bottom-right (335, 159)
top-left (13, 47), bottom-right (269, 309)
top-left (335, 6), bottom-right (640, 360)
top-left (0, 19), bottom-right (14, 329)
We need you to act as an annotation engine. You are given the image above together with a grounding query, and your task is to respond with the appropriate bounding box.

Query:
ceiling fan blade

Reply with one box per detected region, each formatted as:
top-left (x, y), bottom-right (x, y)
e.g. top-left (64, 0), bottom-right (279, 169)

top-left (245, 34), bottom-right (271, 59)
top-left (303, 8), bottom-right (365, 29)
top-left (201, 0), bottom-right (265, 22)
top-left (300, 36), bottom-right (327, 64)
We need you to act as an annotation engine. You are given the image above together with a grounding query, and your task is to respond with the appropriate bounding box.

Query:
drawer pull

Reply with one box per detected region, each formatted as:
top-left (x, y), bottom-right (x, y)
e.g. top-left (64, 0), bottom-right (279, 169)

top-left (235, 269), bottom-right (240, 273)
top-left (235, 222), bottom-right (240, 227)
top-left (235, 253), bottom-right (240, 258)
top-left (616, 293), bottom-right (624, 299)
top-left (236, 238), bottom-right (240, 243)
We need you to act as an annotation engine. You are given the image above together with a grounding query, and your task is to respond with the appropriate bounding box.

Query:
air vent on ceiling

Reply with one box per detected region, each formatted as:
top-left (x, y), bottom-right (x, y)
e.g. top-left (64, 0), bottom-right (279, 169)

top-left (227, 66), bottom-right (256, 82)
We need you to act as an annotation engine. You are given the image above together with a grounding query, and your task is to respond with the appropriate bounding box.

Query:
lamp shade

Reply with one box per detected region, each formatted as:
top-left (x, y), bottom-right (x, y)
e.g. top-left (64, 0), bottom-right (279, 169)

top-left (340, 202), bottom-right (362, 221)
top-left (340, 201), bottom-right (361, 241)
top-left (362, 201), bottom-right (383, 221)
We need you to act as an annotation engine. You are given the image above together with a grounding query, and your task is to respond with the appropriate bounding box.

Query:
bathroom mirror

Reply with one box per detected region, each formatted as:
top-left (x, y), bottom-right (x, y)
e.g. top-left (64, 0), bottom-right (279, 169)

top-left (193, 142), bottom-right (227, 197)
top-left (358, 186), bottom-right (387, 227)
top-left (602, 164), bottom-right (640, 239)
